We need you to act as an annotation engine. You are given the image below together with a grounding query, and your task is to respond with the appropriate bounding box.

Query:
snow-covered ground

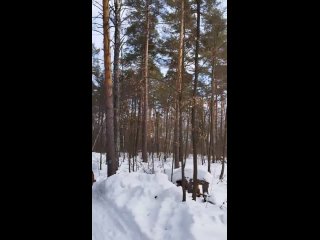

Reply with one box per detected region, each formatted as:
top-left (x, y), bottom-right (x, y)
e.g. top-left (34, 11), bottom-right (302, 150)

top-left (92, 153), bottom-right (227, 240)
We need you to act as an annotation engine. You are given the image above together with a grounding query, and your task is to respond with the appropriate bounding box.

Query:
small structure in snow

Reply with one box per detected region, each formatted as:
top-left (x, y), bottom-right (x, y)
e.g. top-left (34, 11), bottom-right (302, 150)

top-left (170, 168), bottom-right (212, 198)
top-left (176, 178), bottom-right (209, 198)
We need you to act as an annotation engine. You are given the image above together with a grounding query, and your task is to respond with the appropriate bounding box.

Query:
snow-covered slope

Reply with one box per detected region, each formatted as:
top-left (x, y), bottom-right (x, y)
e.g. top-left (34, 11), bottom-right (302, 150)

top-left (92, 172), bottom-right (226, 240)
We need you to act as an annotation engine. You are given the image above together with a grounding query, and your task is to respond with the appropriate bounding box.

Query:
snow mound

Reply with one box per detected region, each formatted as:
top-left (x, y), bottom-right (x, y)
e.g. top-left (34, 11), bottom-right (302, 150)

top-left (92, 172), bottom-right (226, 240)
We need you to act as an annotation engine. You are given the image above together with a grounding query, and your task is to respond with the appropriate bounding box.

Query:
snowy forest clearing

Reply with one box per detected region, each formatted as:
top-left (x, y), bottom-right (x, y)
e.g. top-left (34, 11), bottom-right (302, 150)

top-left (92, 152), bottom-right (227, 240)
top-left (92, 0), bottom-right (227, 238)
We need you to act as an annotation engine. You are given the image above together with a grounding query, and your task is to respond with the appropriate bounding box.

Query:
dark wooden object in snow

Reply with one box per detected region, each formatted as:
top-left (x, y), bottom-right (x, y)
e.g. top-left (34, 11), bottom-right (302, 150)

top-left (176, 179), bottom-right (209, 197)
top-left (92, 171), bottom-right (96, 186)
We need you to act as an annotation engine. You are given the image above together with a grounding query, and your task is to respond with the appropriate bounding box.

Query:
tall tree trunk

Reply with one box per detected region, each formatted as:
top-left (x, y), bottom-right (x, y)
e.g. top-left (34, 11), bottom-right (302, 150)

top-left (135, 94), bottom-right (142, 157)
top-left (164, 105), bottom-right (169, 161)
top-left (208, 104), bottom-right (212, 172)
top-left (134, 95), bottom-right (142, 171)
top-left (184, 111), bottom-right (189, 161)
top-left (142, 0), bottom-right (150, 163)
top-left (177, 0), bottom-right (185, 201)
top-left (156, 112), bottom-right (160, 158)
top-left (219, 107), bottom-right (227, 180)
top-left (100, 151), bottom-right (103, 171)
top-left (200, 103), bottom-right (205, 165)
top-left (210, 51), bottom-right (216, 163)
top-left (182, 150), bottom-right (187, 201)
top-left (129, 97), bottom-right (136, 173)
top-left (168, 113), bottom-right (173, 157)
top-left (174, 103), bottom-right (179, 168)
top-left (152, 111), bottom-right (156, 173)
top-left (148, 106), bottom-right (152, 153)
top-left (220, 96), bottom-right (224, 161)
top-left (103, 0), bottom-right (117, 176)
top-left (113, 0), bottom-right (122, 162)
top-left (96, 94), bottom-right (102, 151)
top-left (192, 0), bottom-right (201, 201)
top-left (99, 111), bottom-right (103, 170)
top-left (214, 79), bottom-right (219, 160)
top-left (179, 110), bottom-right (183, 164)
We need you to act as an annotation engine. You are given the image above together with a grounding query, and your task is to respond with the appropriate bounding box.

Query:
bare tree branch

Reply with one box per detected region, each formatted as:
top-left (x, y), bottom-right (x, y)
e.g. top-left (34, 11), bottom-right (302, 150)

top-left (93, 29), bottom-right (103, 35)
top-left (110, 17), bottom-right (115, 25)
top-left (200, 58), bottom-right (209, 68)
top-left (94, 0), bottom-right (103, 8)
top-left (120, 35), bottom-right (127, 46)
top-left (92, 12), bottom-right (103, 19)
top-left (93, 22), bottom-right (103, 27)
top-left (109, 4), bottom-right (115, 14)
top-left (93, 3), bottom-right (102, 11)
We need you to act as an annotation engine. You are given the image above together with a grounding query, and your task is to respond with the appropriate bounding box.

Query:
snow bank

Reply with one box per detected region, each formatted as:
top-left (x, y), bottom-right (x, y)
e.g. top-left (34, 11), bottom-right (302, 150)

top-left (92, 172), bottom-right (227, 240)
